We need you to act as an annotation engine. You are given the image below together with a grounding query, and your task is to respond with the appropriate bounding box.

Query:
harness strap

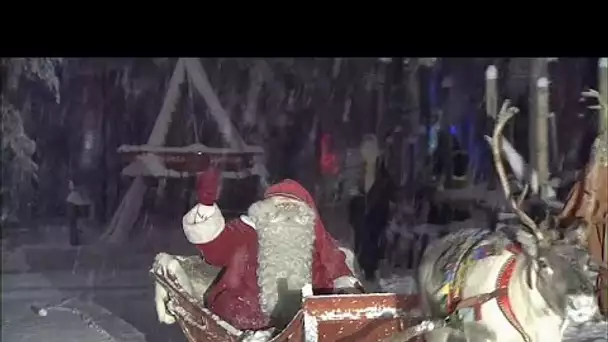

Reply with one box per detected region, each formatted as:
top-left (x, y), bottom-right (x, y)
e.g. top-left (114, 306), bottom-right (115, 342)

top-left (446, 243), bottom-right (531, 341)
top-left (495, 253), bottom-right (531, 342)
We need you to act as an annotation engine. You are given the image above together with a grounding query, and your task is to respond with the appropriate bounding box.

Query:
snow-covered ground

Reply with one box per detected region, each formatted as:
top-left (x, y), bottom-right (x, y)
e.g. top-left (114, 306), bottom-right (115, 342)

top-left (2, 272), bottom-right (146, 342)
top-left (2, 207), bottom-right (606, 342)
top-left (1, 225), bottom-right (186, 342)
top-left (563, 321), bottom-right (608, 342)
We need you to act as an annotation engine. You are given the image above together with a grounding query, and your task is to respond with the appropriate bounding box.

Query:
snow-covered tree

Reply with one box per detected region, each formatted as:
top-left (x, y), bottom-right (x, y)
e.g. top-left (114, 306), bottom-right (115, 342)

top-left (1, 58), bottom-right (62, 224)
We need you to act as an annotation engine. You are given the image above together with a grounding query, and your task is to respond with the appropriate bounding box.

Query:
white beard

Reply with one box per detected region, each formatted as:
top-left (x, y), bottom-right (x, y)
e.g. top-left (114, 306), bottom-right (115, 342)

top-left (247, 196), bottom-right (316, 327)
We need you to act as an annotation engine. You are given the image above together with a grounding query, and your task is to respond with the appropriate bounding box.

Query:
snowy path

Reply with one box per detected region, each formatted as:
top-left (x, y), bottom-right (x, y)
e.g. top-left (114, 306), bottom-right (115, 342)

top-left (2, 242), bottom-right (149, 342)
top-left (2, 272), bottom-right (145, 342)
top-left (2, 225), bottom-right (195, 342)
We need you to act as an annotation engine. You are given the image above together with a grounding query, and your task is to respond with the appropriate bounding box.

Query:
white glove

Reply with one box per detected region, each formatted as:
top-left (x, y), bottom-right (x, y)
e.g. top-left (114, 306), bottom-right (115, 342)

top-left (155, 280), bottom-right (176, 325)
top-left (153, 252), bottom-right (187, 325)
top-left (153, 253), bottom-right (201, 325)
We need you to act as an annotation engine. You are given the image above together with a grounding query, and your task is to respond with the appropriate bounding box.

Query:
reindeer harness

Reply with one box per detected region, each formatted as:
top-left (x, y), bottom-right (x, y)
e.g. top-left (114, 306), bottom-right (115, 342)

top-left (439, 240), bottom-right (531, 342)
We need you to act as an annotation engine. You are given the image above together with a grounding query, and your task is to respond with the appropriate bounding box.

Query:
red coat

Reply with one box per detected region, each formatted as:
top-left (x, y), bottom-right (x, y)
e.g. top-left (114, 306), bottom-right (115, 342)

top-left (184, 180), bottom-right (354, 331)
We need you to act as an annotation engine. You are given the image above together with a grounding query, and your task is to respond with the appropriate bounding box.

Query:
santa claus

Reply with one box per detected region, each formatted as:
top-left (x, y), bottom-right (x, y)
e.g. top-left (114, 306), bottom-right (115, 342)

top-left (159, 168), bottom-right (362, 331)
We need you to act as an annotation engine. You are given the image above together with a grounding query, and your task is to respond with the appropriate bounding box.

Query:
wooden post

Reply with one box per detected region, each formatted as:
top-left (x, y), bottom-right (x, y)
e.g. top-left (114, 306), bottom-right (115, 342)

top-left (548, 112), bottom-right (560, 172)
top-left (536, 76), bottom-right (550, 200)
top-left (528, 59), bottom-right (548, 176)
top-left (600, 58), bottom-right (608, 133)
top-left (547, 59), bottom-right (560, 173)
top-left (529, 60), bottom-right (538, 175)
top-left (485, 65), bottom-right (498, 121)
top-left (485, 65), bottom-right (498, 189)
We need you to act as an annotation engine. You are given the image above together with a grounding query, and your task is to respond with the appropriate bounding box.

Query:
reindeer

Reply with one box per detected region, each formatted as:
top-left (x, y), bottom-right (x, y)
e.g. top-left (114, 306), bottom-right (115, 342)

top-left (491, 89), bottom-right (608, 317)
top-left (413, 101), bottom-right (598, 342)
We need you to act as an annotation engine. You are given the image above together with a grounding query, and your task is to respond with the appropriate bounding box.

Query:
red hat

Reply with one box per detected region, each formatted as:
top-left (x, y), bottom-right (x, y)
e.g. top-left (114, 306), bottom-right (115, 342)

top-left (264, 179), bottom-right (328, 236)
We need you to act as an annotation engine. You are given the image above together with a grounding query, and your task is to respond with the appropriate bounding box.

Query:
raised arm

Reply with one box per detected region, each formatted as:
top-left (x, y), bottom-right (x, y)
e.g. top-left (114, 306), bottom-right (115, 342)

top-left (182, 202), bottom-right (233, 266)
top-left (182, 168), bottom-right (241, 267)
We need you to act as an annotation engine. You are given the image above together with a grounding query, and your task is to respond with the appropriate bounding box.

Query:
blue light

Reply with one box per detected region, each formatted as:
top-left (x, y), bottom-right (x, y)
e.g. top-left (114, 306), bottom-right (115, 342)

top-left (450, 125), bottom-right (458, 135)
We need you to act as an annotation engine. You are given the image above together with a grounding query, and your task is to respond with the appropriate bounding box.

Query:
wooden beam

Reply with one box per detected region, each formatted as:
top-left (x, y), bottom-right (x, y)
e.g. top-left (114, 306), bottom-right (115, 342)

top-left (147, 59), bottom-right (187, 146)
top-left (535, 76), bottom-right (550, 200)
top-left (117, 144), bottom-right (262, 154)
top-left (102, 59), bottom-right (187, 243)
top-left (599, 58), bottom-right (607, 132)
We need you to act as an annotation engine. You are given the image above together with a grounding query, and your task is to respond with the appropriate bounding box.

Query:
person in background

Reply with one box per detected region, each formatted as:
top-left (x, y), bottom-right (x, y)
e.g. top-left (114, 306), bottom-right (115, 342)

top-left (349, 135), bottom-right (397, 280)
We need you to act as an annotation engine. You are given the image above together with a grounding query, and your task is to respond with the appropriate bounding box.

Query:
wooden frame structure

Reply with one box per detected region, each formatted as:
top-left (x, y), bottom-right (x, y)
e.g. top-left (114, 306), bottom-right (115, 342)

top-left (102, 58), bottom-right (264, 243)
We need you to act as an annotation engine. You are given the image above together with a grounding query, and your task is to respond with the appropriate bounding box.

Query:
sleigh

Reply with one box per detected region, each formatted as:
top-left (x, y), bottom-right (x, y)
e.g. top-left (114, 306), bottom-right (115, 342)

top-left (152, 256), bottom-right (425, 342)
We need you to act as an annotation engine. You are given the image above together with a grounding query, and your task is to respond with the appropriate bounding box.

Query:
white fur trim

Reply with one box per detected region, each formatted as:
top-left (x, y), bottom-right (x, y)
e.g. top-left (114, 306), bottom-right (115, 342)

top-left (565, 294), bottom-right (597, 324)
top-left (301, 284), bottom-right (314, 298)
top-left (248, 196), bottom-right (316, 227)
top-left (240, 330), bottom-right (274, 342)
top-left (333, 276), bottom-right (361, 290)
top-left (240, 215), bottom-right (256, 229)
top-left (182, 203), bottom-right (225, 244)
top-left (338, 247), bottom-right (363, 279)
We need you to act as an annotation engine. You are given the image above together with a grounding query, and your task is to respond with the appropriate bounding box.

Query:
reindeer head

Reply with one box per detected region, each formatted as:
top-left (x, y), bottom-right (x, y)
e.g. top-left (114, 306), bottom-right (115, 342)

top-left (534, 239), bottom-right (597, 323)
top-left (490, 101), bottom-right (598, 323)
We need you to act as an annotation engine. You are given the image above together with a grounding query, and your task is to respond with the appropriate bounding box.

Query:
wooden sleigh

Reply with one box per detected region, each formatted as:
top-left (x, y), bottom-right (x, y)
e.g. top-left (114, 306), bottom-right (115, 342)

top-left (151, 258), bottom-right (425, 342)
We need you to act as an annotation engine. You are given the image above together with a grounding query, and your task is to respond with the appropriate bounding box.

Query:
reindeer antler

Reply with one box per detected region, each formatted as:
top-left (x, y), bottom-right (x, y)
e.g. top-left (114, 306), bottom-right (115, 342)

top-left (490, 100), bottom-right (546, 243)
